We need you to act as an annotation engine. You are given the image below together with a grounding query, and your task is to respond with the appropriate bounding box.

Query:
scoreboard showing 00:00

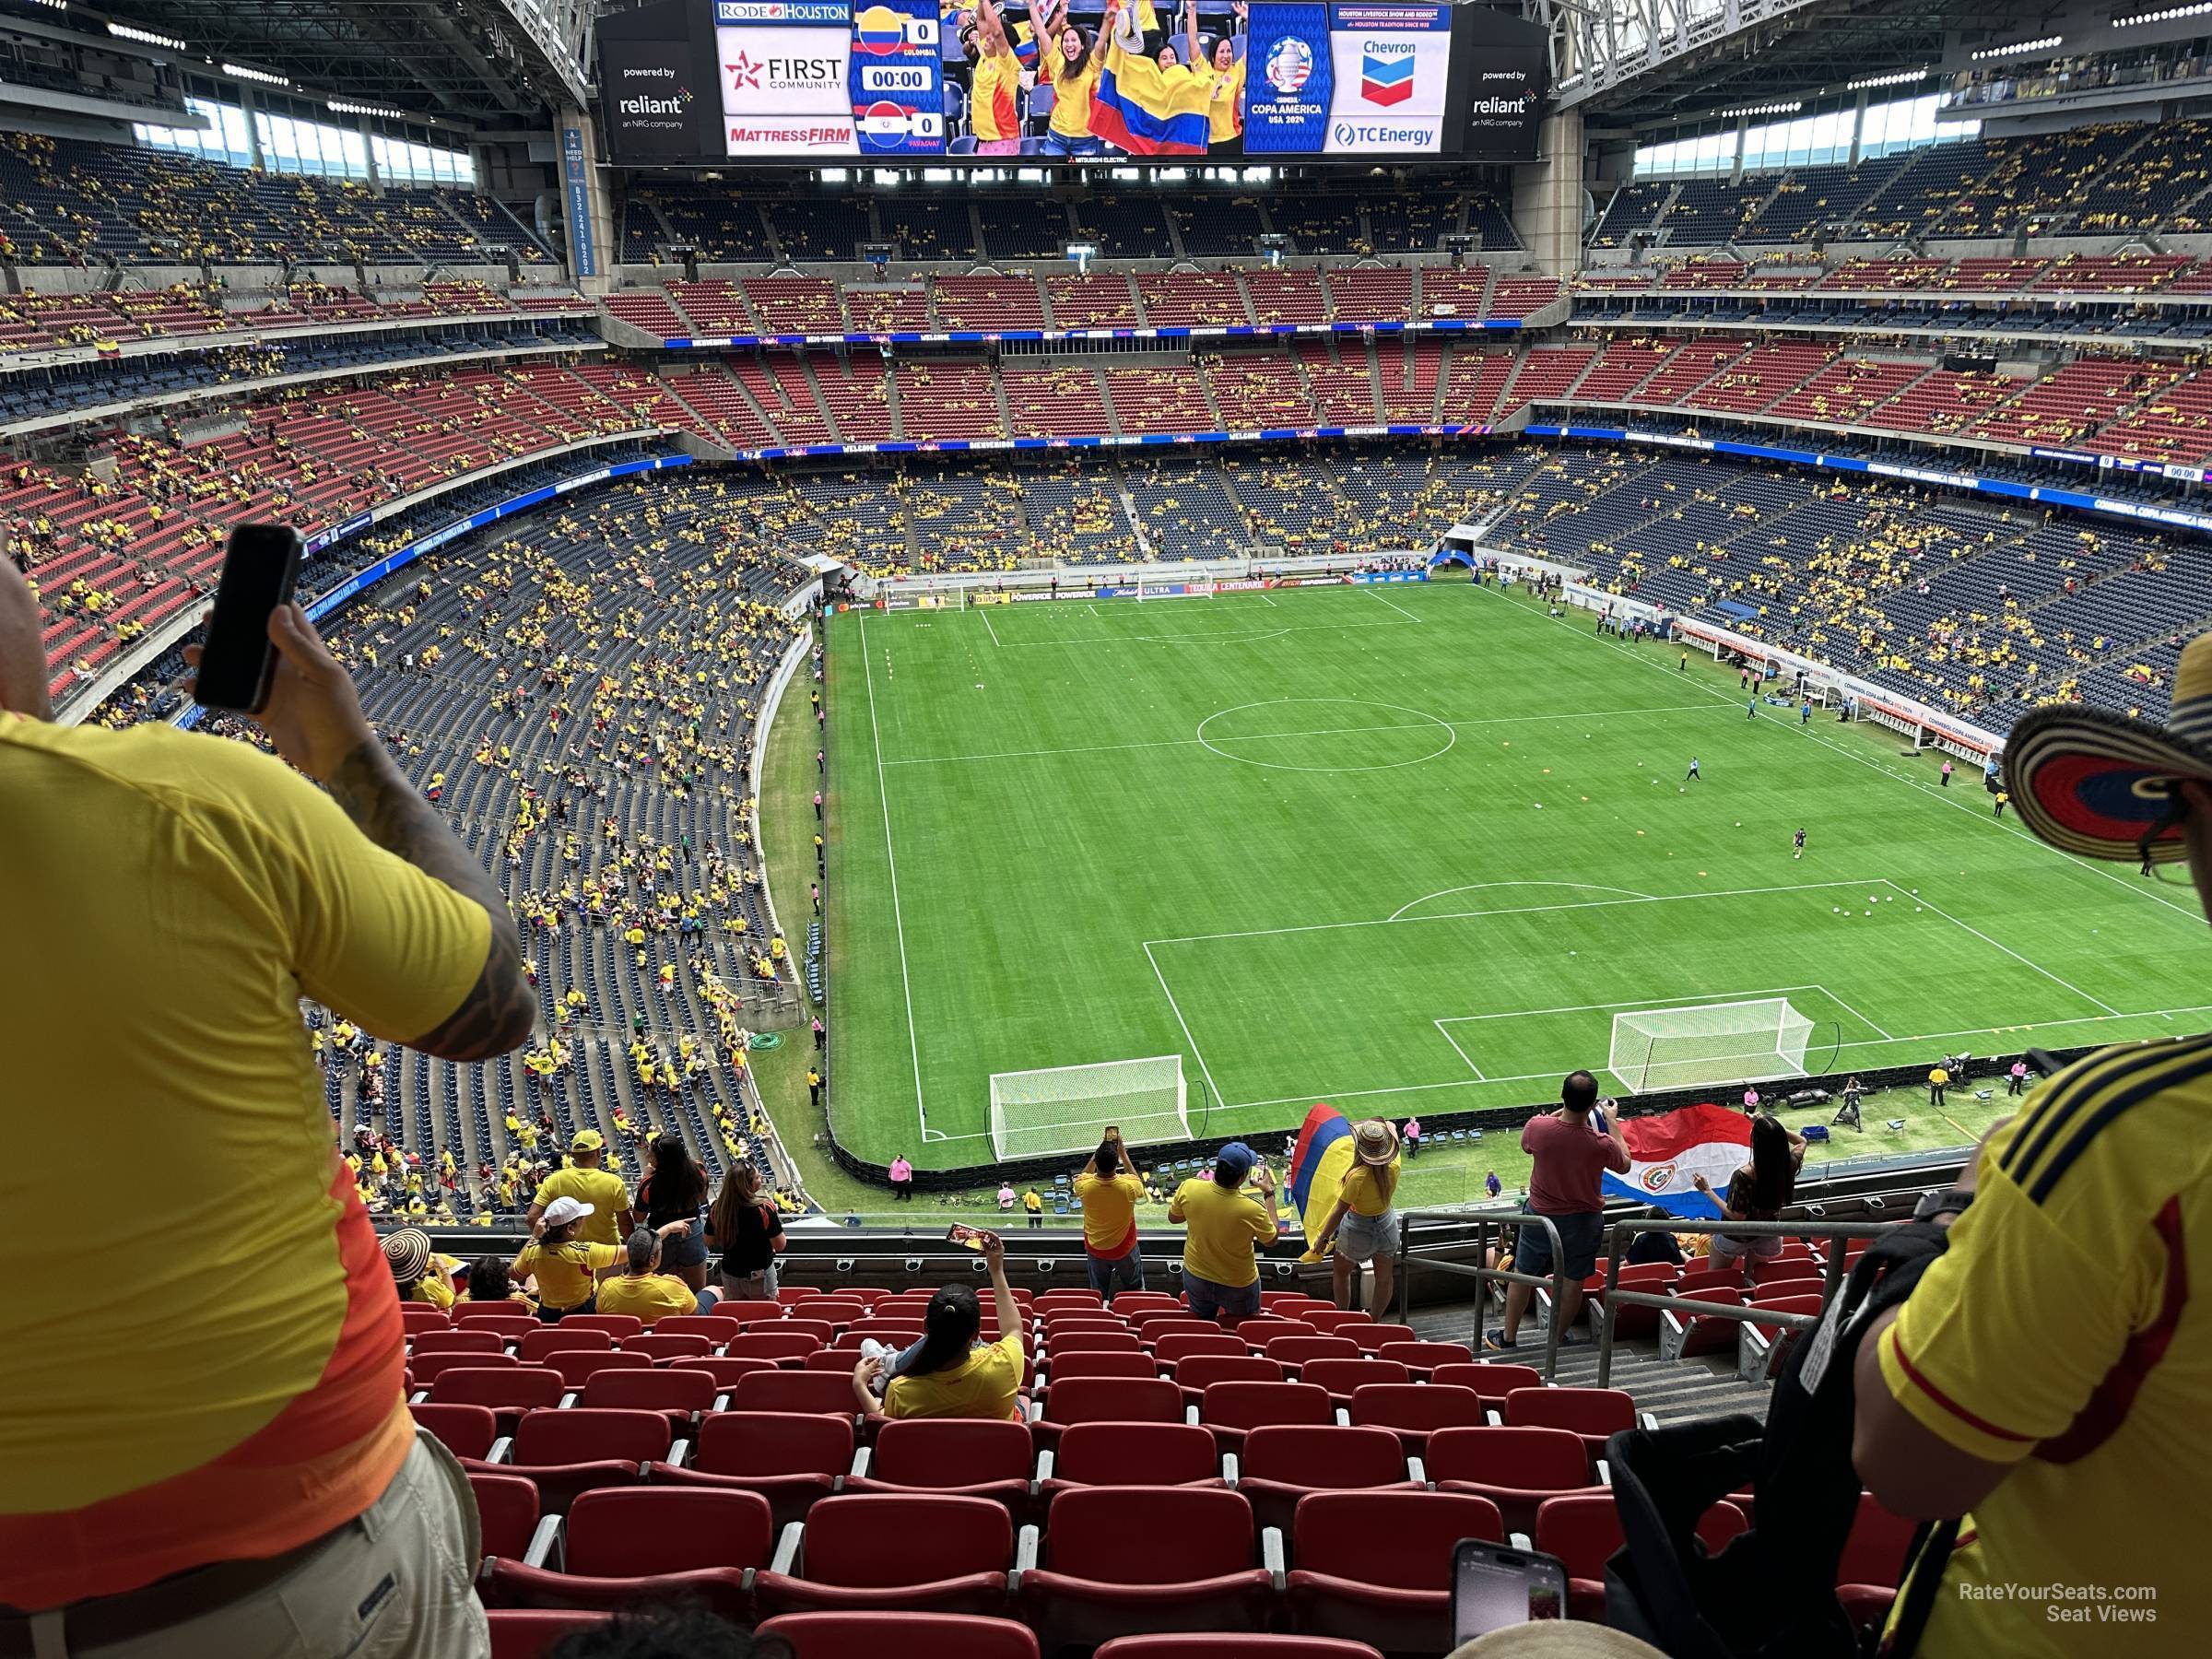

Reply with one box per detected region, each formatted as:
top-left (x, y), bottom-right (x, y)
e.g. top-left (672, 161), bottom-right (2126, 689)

top-left (595, 0), bottom-right (1548, 165)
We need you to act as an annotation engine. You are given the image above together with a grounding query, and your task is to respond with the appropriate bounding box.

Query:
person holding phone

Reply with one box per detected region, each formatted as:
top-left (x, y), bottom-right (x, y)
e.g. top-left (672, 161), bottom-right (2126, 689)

top-left (1075, 1127), bottom-right (1147, 1302)
top-left (852, 1231), bottom-right (1026, 1420)
top-left (1487, 1072), bottom-right (1630, 1352)
top-left (0, 545), bottom-right (532, 1650)
top-left (1169, 1141), bottom-right (1278, 1324)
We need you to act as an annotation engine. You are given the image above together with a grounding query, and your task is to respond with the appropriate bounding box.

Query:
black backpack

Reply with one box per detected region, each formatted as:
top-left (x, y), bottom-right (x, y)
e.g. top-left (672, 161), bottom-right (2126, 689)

top-left (1598, 1221), bottom-right (1958, 1658)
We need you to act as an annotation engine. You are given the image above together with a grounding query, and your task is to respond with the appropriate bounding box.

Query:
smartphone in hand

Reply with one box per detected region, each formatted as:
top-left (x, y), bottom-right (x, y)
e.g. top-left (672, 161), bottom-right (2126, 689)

top-left (946, 1224), bottom-right (992, 1250)
top-left (1453, 1540), bottom-right (1568, 1641)
top-left (195, 524), bottom-right (303, 713)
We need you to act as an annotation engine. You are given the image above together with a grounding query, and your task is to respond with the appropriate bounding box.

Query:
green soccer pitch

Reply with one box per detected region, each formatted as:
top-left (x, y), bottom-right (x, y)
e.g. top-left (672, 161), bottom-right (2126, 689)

top-left (819, 578), bottom-right (2209, 1171)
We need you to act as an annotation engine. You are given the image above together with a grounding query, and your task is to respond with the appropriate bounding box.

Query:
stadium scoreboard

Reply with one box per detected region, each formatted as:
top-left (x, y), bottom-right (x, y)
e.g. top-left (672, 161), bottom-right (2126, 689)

top-left (600, 0), bottom-right (1547, 166)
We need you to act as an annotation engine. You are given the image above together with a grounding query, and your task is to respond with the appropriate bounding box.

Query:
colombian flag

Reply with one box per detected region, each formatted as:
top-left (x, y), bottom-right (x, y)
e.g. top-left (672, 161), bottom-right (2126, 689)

top-left (1287, 1101), bottom-right (1357, 1260)
top-left (1089, 33), bottom-right (1211, 155)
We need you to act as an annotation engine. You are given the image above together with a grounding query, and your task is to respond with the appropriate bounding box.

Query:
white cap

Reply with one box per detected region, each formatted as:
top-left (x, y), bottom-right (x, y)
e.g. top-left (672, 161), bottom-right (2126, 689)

top-left (541, 1196), bottom-right (596, 1229)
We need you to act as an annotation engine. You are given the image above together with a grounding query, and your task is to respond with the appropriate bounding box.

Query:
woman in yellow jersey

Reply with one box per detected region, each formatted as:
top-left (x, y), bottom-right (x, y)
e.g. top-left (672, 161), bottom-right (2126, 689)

top-left (965, 0), bottom-right (1024, 158)
top-left (1038, 0), bottom-right (1112, 158)
top-left (511, 1194), bottom-right (624, 1322)
top-left (1206, 11), bottom-right (1245, 156)
top-left (1314, 1119), bottom-right (1406, 1321)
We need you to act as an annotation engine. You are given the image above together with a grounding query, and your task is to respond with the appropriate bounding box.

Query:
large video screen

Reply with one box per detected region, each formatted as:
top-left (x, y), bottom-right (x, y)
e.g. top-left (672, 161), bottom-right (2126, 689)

top-left (598, 0), bottom-right (1547, 165)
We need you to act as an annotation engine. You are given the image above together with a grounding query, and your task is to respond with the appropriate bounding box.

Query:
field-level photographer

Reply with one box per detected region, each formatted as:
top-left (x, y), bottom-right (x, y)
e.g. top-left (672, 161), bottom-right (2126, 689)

top-left (1850, 656), bottom-right (2212, 1655)
top-left (0, 557), bottom-right (532, 1654)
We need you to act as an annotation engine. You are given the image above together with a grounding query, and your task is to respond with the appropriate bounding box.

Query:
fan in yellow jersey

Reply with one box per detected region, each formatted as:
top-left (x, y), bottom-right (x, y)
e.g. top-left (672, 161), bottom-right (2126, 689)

top-left (1038, 0), bottom-right (1112, 157)
top-left (1206, 7), bottom-right (1246, 155)
top-left (964, 0), bottom-right (1027, 157)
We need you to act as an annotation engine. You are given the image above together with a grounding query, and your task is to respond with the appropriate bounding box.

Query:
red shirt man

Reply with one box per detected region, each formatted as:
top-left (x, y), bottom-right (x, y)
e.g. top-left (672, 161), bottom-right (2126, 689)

top-left (1488, 1070), bottom-right (1630, 1352)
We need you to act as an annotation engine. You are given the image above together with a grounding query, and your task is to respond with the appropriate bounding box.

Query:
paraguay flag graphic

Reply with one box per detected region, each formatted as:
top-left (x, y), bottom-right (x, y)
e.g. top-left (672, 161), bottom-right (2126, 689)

top-left (1360, 42), bottom-right (1415, 105)
top-left (1599, 1102), bottom-right (1750, 1219)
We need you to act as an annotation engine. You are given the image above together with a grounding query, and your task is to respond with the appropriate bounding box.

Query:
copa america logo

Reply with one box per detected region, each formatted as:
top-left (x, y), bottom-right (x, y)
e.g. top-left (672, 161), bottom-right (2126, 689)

top-left (1265, 35), bottom-right (1312, 94)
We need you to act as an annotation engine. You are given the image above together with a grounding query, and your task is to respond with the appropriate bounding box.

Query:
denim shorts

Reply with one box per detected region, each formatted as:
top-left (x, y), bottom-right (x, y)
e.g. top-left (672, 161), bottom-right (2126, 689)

top-left (657, 1225), bottom-right (708, 1270)
top-left (1334, 1208), bottom-right (1401, 1265)
top-left (1516, 1211), bottom-right (1606, 1281)
top-left (1183, 1269), bottom-right (1261, 1322)
top-left (1709, 1231), bottom-right (1781, 1265)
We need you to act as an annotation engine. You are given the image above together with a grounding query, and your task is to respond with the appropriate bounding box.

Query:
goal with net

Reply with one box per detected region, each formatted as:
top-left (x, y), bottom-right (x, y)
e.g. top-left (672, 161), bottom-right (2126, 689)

top-left (1606, 998), bottom-right (1816, 1094)
top-left (988, 1054), bottom-right (1189, 1161)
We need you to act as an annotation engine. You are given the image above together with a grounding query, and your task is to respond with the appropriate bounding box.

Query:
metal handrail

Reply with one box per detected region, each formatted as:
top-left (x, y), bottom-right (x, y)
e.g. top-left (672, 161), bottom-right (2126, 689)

top-left (1592, 1216), bottom-right (1908, 1386)
top-left (1394, 1207), bottom-right (1574, 1380)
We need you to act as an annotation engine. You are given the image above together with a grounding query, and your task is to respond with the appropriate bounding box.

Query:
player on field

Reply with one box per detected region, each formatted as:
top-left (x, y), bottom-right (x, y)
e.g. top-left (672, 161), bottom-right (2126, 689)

top-left (1793, 827), bottom-right (1806, 860)
top-left (1685, 756), bottom-right (1700, 782)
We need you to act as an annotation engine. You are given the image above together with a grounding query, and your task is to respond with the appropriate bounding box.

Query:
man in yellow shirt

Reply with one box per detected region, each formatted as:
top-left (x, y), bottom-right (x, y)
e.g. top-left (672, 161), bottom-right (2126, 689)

top-left (1169, 1141), bottom-right (1278, 1323)
top-left (528, 1129), bottom-right (631, 1246)
top-left (1853, 675), bottom-right (2212, 1655)
top-left (0, 562), bottom-right (533, 1646)
top-left (1074, 1128), bottom-right (1147, 1301)
top-left (593, 1223), bottom-right (702, 1327)
top-left (1928, 1064), bottom-right (1950, 1107)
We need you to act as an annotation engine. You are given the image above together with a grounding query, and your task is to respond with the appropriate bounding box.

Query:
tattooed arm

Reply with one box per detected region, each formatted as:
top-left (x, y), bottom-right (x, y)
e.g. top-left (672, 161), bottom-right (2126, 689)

top-left (191, 602), bottom-right (535, 1061)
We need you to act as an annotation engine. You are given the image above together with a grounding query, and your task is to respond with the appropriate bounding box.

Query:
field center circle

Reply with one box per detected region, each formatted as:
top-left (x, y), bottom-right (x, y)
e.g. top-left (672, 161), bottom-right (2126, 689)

top-left (1194, 698), bottom-right (1456, 772)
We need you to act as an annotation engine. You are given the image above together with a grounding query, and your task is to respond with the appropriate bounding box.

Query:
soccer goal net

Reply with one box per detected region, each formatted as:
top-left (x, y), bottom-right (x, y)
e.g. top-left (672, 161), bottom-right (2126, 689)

top-left (988, 1054), bottom-right (1188, 1162)
top-left (1606, 998), bottom-right (1816, 1094)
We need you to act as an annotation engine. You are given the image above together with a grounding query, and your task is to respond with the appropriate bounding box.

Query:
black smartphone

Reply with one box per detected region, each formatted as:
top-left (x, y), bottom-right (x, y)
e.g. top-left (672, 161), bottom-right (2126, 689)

top-left (1452, 1539), bottom-right (1569, 1641)
top-left (194, 524), bottom-right (303, 713)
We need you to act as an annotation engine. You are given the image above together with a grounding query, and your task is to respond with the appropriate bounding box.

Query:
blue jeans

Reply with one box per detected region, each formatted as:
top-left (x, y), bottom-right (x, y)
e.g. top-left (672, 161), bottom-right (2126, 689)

top-left (1183, 1269), bottom-right (1261, 1322)
top-left (1086, 1250), bottom-right (1145, 1300)
top-left (1040, 132), bottom-right (1103, 157)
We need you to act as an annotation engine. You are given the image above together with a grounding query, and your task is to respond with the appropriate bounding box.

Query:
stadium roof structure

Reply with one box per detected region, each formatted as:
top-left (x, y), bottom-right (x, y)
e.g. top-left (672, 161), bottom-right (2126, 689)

top-left (93, 0), bottom-right (594, 124)
top-left (1543, 0), bottom-right (2065, 125)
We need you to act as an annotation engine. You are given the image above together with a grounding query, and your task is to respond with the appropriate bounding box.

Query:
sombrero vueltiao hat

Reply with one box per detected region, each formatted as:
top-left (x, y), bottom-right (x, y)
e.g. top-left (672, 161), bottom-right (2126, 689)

top-left (2007, 631), bottom-right (2212, 865)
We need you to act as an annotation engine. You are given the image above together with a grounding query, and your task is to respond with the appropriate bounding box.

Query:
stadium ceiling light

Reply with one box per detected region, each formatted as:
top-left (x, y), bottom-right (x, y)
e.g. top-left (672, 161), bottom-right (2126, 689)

top-left (1846, 67), bottom-right (1927, 90)
top-left (1970, 35), bottom-right (2063, 61)
top-left (222, 61), bottom-right (291, 88)
top-left (107, 21), bottom-right (183, 49)
top-left (327, 100), bottom-right (407, 120)
top-left (26, 0), bottom-right (66, 10)
top-left (2115, 1), bottom-right (2212, 23)
top-left (1715, 100), bottom-right (1802, 118)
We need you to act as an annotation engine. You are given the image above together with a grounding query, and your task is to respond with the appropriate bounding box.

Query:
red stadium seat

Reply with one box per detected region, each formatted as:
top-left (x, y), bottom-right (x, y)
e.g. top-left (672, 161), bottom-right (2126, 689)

top-left (481, 1487), bottom-right (773, 1623)
top-left (777, 1287), bottom-right (822, 1304)
top-left (1035, 1290), bottom-right (1106, 1311)
top-left (1371, 1339), bottom-right (1472, 1381)
top-left (411, 1402), bottom-right (500, 1463)
top-left (1151, 1331), bottom-right (1248, 1365)
top-left (1234, 1424), bottom-right (1421, 1534)
top-left (1298, 1359), bottom-right (1408, 1407)
top-left (554, 1315), bottom-right (643, 1342)
top-left (725, 1331), bottom-right (824, 1366)
top-left (775, 1320), bottom-right (840, 1346)
top-left (845, 1417), bottom-right (1034, 1512)
top-left (506, 1407), bottom-right (671, 1513)
top-left (1425, 1426), bottom-right (1604, 1533)
top-left (426, 1366), bottom-right (561, 1436)
top-left (453, 1303), bottom-right (536, 1328)
top-left (538, 1349), bottom-right (652, 1390)
top-left (1427, 1362), bottom-right (1543, 1409)
top-left (653, 1314), bottom-right (742, 1343)
top-left (469, 1472), bottom-right (543, 1564)
top-left (679, 1356), bottom-right (787, 1392)
top-left (1171, 1354), bottom-right (1284, 1406)
top-left (1044, 1330), bottom-right (1143, 1358)
top-left (1199, 1381), bottom-right (1334, 1453)
top-left (1347, 1382), bottom-right (1485, 1452)
top-left (646, 1409), bottom-right (852, 1528)
top-left (517, 1328), bottom-right (610, 1363)
top-left (1039, 1420), bottom-right (1225, 1498)
top-left (1504, 1387), bottom-right (1642, 1472)
top-left (1536, 1491), bottom-right (1747, 1620)
top-left (755, 1493), bottom-right (1015, 1617)
top-left (486, 1610), bottom-right (614, 1659)
top-left (1659, 1286), bottom-right (1745, 1361)
top-left (1837, 1490), bottom-right (1915, 1625)
top-left (1098, 1641), bottom-right (1381, 1659)
top-left (1030, 1377), bottom-right (1182, 1451)
top-left (399, 1304), bottom-right (451, 1335)
top-left (411, 1329), bottom-right (505, 1358)
top-left (1300, 1311), bottom-right (1378, 1336)
top-left (1110, 1294), bottom-right (1187, 1316)
top-left (708, 1300), bottom-right (786, 1325)
top-left (1232, 1318), bottom-right (1318, 1346)
top-left (1347, 1325), bottom-right (1414, 1355)
top-left (757, 1613), bottom-right (1040, 1659)
top-left (624, 1333), bottom-right (714, 1362)
top-left (1263, 1336), bottom-right (1362, 1371)
top-left (1018, 1486), bottom-right (1277, 1649)
top-left (731, 1368), bottom-right (866, 1421)
top-left (1043, 1350), bottom-right (1158, 1382)
top-left (410, 1349), bottom-right (521, 1387)
top-left (578, 1365), bottom-right (717, 1427)
top-left (1287, 1490), bottom-right (1506, 1652)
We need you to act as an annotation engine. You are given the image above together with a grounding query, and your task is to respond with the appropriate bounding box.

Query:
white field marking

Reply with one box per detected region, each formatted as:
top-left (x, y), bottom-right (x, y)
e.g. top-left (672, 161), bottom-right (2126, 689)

top-left (1878, 878), bottom-right (2122, 1017)
top-left (858, 613), bottom-right (931, 1140)
top-left (1479, 582), bottom-right (2206, 924)
top-left (1368, 588), bottom-right (1423, 623)
top-left (1815, 982), bottom-right (1895, 1041)
top-left (1260, 592), bottom-right (1279, 607)
top-left (1435, 984), bottom-right (1830, 1025)
top-left (981, 607), bottom-right (1004, 649)
top-left (1194, 698), bottom-right (1455, 774)
top-left (1219, 1001), bottom-right (2212, 1112)
top-left (880, 700), bottom-right (1731, 769)
top-left (1389, 879), bottom-right (1658, 921)
top-left (1146, 879), bottom-right (1891, 948)
top-left (1144, 940), bottom-right (1228, 1120)
top-left (1432, 1019), bottom-right (1488, 1080)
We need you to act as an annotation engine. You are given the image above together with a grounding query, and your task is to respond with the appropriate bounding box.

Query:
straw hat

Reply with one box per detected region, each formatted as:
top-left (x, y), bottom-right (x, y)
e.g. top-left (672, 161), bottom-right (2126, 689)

top-left (1354, 1118), bottom-right (1401, 1166)
top-left (382, 1227), bottom-right (432, 1283)
top-left (2006, 631), bottom-right (2212, 865)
